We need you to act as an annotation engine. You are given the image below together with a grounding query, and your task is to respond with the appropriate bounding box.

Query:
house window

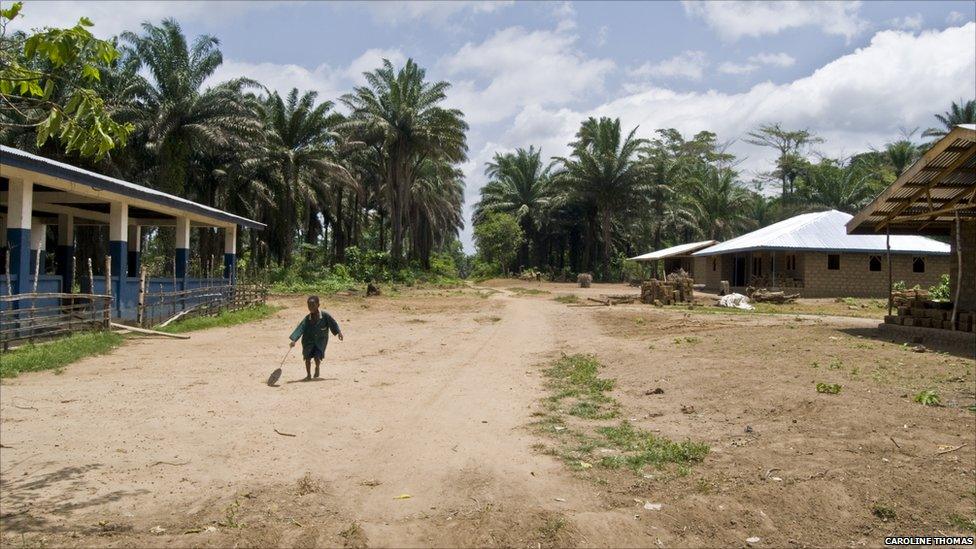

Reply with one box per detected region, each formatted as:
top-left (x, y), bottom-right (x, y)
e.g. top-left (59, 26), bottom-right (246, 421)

top-left (752, 256), bottom-right (762, 277)
top-left (786, 254), bottom-right (796, 271)
top-left (913, 257), bottom-right (925, 273)
top-left (869, 256), bottom-right (882, 272)
top-left (827, 254), bottom-right (840, 270)
top-left (712, 258), bottom-right (717, 272)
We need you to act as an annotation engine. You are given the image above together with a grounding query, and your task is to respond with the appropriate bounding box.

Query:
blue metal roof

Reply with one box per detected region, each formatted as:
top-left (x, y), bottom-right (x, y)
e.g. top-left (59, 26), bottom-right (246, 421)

top-left (1, 145), bottom-right (264, 229)
top-left (693, 210), bottom-right (949, 256)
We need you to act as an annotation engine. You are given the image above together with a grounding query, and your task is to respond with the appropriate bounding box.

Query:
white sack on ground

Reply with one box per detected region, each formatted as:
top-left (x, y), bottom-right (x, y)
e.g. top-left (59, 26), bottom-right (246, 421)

top-left (718, 293), bottom-right (754, 310)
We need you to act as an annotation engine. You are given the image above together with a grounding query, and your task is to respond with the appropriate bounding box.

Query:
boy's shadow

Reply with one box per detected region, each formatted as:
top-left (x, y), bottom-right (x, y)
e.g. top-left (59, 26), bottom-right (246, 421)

top-left (283, 377), bottom-right (339, 384)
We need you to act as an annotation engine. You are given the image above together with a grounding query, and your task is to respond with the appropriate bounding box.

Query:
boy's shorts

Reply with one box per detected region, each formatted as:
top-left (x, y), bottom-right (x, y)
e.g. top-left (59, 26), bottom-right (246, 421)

top-left (303, 346), bottom-right (325, 361)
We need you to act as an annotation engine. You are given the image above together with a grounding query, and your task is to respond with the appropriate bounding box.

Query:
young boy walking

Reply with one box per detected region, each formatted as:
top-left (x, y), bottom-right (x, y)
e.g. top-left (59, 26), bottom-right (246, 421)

top-left (289, 295), bottom-right (343, 380)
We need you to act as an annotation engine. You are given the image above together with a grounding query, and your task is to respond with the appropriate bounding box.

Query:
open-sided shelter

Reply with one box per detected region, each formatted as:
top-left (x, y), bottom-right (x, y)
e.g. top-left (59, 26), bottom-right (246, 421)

top-left (1, 146), bottom-right (264, 320)
top-left (847, 124), bottom-right (975, 337)
top-left (627, 240), bottom-right (717, 278)
top-left (692, 209), bottom-right (950, 297)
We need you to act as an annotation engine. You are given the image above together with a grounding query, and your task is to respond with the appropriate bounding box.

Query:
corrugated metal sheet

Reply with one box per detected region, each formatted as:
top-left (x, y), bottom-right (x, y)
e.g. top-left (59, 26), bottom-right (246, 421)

top-left (693, 210), bottom-right (950, 256)
top-left (847, 125), bottom-right (976, 235)
top-left (1, 145), bottom-right (265, 229)
top-left (629, 240), bottom-right (717, 261)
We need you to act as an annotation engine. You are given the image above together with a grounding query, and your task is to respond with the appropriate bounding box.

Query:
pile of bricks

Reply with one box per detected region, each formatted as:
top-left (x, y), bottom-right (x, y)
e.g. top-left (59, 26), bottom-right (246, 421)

top-left (641, 273), bottom-right (694, 305)
top-left (884, 293), bottom-right (975, 332)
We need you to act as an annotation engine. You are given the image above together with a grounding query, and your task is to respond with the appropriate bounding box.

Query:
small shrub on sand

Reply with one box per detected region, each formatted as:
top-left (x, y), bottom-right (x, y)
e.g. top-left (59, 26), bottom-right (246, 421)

top-left (816, 382), bottom-right (842, 394)
top-left (872, 503), bottom-right (896, 522)
top-left (913, 389), bottom-right (941, 406)
top-left (554, 294), bottom-right (579, 304)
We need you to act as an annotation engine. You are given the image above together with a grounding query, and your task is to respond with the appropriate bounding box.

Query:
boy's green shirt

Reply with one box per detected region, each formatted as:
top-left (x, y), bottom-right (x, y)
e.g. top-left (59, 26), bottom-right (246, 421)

top-left (290, 312), bottom-right (341, 352)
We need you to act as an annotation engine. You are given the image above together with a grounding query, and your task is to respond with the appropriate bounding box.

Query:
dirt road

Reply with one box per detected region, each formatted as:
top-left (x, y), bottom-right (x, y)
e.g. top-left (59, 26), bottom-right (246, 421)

top-left (1, 283), bottom-right (974, 547)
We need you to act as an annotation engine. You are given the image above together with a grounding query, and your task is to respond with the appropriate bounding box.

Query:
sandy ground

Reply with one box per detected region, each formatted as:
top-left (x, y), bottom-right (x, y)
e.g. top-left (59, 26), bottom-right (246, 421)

top-left (1, 281), bottom-right (974, 547)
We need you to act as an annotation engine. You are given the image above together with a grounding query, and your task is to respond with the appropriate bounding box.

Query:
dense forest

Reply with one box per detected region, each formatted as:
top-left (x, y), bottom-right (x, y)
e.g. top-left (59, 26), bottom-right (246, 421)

top-left (2, 5), bottom-right (974, 284)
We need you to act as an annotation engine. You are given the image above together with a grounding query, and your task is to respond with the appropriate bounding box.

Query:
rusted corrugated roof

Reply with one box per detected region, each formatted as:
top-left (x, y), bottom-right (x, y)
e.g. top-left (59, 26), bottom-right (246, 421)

top-left (847, 125), bottom-right (976, 236)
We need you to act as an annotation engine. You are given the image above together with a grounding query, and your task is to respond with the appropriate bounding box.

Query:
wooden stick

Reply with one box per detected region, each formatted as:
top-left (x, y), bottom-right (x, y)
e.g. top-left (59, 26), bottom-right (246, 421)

top-left (950, 212), bottom-right (962, 329)
top-left (138, 267), bottom-right (147, 327)
top-left (935, 443), bottom-right (966, 455)
top-left (110, 322), bottom-right (190, 339)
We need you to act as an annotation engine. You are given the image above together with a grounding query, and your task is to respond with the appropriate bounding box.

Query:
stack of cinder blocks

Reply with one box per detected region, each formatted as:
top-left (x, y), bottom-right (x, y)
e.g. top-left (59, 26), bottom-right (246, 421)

top-left (884, 290), bottom-right (975, 332)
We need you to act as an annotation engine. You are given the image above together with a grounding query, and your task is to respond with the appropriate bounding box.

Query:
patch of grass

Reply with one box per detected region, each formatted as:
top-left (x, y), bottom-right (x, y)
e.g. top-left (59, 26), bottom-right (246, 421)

top-left (1, 331), bottom-right (124, 378)
top-left (553, 294), bottom-right (579, 304)
top-left (339, 521), bottom-right (368, 548)
top-left (296, 472), bottom-right (321, 495)
top-left (157, 304), bottom-right (282, 334)
top-left (872, 503), bottom-right (896, 522)
top-left (827, 358), bottom-right (843, 370)
top-left (538, 354), bottom-right (707, 478)
top-left (537, 515), bottom-right (566, 544)
top-left (913, 389), bottom-right (941, 406)
top-left (948, 513), bottom-right (976, 533)
top-left (507, 287), bottom-right (551, 296)
top-left (596, 421), bottom-right (709, 472)
top-left (816, 382), bottom-right (842, 394)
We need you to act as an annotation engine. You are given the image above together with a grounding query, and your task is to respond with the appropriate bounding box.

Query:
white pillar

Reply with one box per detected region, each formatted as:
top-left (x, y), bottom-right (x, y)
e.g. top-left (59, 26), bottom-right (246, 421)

top-left (224, 225), bottom-right (237, 255)
top-left (109, 202), bottom-right (128, 242)
top-left (30, 219), bottom-right (45, 251)
top-left (7, 179), bottom-right (34, 294)
top-left (176, 216), bottom-right (191, 249)
top-left (7, 179), bottom-right (32, 230)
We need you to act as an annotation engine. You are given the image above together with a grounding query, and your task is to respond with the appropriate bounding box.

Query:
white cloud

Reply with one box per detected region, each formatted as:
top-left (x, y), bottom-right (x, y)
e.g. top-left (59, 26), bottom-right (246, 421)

top-left (630, 51), bottom-right (708, 81)
top-left (946, 11), bottom-right (967, 24)
top-left (364, 1), bottom-right (512, 26)
top-left (887, 14), bottom-right (924, 31)
top-left (438, 25), bottom-right (615, 124)
top-left (497, 23), bottom-right (975, 185)
top-left (751, 52), bottom-right (796, 67)
top-left (343, 49), bottom-right (408, 84)
top-left (10, 0), bottom-right (278, 37)
top-left (718, 51), bottom-right (796, 75)
top-left (207, 48), bottom-right (405, 102)
top-left (682, 1), bottom-right (869, 42)
top-left (718, 62), bottom-right (758, 75)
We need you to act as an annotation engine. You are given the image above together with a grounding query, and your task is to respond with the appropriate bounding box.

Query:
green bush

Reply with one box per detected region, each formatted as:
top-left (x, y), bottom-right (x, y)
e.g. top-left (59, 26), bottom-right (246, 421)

top-left (929, 274), bottom-right (951, 301)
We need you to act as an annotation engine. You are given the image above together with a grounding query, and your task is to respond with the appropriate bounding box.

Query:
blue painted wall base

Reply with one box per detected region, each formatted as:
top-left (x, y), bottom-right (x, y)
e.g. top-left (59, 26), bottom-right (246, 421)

top-left (176, 248), bottom-right (189, 279)
top-left (110, 241), bottom-right (128, 317)
top-left (224, 253), bottom-right (236, 282)
top-left (57, 245), bottom-right (74, 292)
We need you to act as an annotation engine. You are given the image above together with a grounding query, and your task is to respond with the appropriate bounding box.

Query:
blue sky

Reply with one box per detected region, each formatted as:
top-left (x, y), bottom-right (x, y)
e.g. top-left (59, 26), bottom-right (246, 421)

top-left (14, 1), bottom-right (976, 250)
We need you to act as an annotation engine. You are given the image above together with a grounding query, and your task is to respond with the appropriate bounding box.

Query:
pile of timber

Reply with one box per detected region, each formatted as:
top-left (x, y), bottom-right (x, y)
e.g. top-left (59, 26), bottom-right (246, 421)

top-left (641, 271), bottom-right (694, 305)
top-left (749, 288), bottom-right (799, 304)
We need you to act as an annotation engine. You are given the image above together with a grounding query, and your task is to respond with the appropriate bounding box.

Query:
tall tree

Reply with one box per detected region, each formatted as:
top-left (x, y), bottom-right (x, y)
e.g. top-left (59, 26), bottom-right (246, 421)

top-left (797, 159), bottom-right (874, 214)
top-left (341, 58), bottom-right (468, 265)
top-left (554, 117), bottom-right (651, 276)
top-left (121, 19), bottom-right (261, 196)
top-left (686, 164), bottom-right (752, 241)
top-left (745, 123), bottom-right (822, 200)
top-left (922, 99), bottom-right (976, 139)
top-left (474, 146), bottom-right (553, 268)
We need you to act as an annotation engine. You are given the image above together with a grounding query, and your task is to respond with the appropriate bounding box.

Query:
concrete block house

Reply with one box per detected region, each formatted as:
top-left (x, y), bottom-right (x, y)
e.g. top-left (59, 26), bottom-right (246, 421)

top-left (690, 210), bottom-right (951, 298)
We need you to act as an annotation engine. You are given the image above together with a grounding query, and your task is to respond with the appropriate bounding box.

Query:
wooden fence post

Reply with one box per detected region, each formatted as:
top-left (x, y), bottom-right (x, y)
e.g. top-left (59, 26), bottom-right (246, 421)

top-left (138, 267), bottom-right (147, 327)
top-left (104, 255), bottom-right (112, 327)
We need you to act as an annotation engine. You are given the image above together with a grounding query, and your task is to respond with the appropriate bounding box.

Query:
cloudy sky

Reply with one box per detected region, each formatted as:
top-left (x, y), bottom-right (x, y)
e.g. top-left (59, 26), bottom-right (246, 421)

top-left (12, 1), bottom-right (976, 250)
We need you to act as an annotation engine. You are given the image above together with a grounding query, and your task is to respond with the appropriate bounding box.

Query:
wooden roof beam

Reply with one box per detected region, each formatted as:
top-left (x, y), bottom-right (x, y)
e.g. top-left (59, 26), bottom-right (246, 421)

top-left (881, 144), bottom-right (976, 227)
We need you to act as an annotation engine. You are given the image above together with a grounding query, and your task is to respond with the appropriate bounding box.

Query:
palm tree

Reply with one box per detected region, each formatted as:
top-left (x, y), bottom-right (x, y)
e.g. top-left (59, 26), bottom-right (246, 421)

top-left (121, 19), bottom-right (262, 196)
top-left (474, 146), bottom-right (553, 269)
top-left (554, 117), bottom-right (651, 275)
top-left (341, 58), bottom-right (468, 265)
top-left (408, 158), bottom-right (465, 267)
top-left (884, 140), bottom-right (919, 177)
top-left (797, 160), bottom-right (874, 214)
top-left (256, 88), bottom-right (357, 265)
top-left (686, 164), bottom-right (752, 241)
top-left (922, 99), bottom-right (976, 139)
